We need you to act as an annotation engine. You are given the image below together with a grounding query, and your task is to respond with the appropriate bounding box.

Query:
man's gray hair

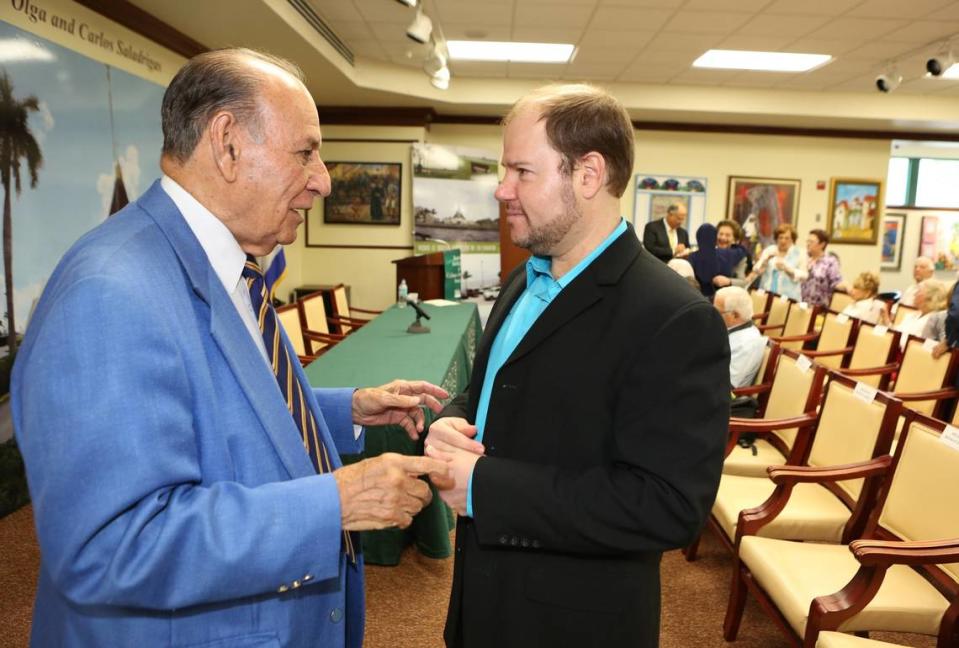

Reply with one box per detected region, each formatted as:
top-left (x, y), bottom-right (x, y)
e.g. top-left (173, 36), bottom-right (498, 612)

top-left (666, 203), bottom-right (684, 215)
top-left (716, 286), bottom-right (753, 321)
top-left (161, 48), bottom-right (305, 162)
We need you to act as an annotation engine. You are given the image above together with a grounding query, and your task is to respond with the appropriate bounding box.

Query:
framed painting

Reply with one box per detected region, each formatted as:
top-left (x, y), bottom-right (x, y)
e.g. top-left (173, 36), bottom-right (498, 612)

top-left (725, 176), bottom-right (801, 250)
top-left (321, 162), bottom-right (402, 225)
top-left (827, 178), bottom-right (882, 245)
top-left (880, 213), bottom-right (905, 271)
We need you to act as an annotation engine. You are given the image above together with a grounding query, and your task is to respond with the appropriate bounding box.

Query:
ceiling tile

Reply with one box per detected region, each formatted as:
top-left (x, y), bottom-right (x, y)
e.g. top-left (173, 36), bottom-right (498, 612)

top-left (784, 39), bottom-right (865, 56)
top-left (564, 61), bottom-right (627, 79)
top-left (669, 68), bottom-right (742, 84)
top-left (572, 47), bottom-right (640, 64)
top-left (518, 0), bottom-right (597, 4)
top-left (846, 0), bottom-right (955, 19)
top-left (511, 27), bottom-right (585, 42)
top-left (514, 4), bottom-right (596, 28)
top-left (601, 0), bottom-right (685, 7)
top-left (804, 17), bottom-right (906, 41)
top-left (844, 41), bottom-right (925, 60)
top-left (662, 10), bottom-right (755, 35)
top-left (722, 71), bottom-right (802, 88)
top-left (588, 7), bottom-right (675, 31)
top-left (352, 0), bottom-right (412, 24)
top-left (630, 49), bottom-right (702, 65)
top-left (507, 62), bottom-right (568, 79)
top-left (716, 34), bottom-right (797, 50)
top-left (735, 14), bottom-right (832, 38)
top-left (925, 3), bottom-right (959, 20)
top-left (346, 39), bottom-right (387, 59)
top-left (762, 0), bottom-right (868, 15)
top-left (577, 30), bottom-right (658, 50)
top-left (770, 75), bottom-right (834, 90)
top-left (642, 32), bottom-right (724, 52)
top-left (441, 25), bottom-right (513, 40)
top-left (682, 0), bottom-right (775, 10)
top-left (433, 4), bottom-right (512, 25)
top-left (325, 20), bottom-right (375, 41)
top-left (617, 66), bottom-right (683, 82)
top-left (881, 21), bottom-right (959, 44)
top-left (310, 0), bottom-right (364, 22)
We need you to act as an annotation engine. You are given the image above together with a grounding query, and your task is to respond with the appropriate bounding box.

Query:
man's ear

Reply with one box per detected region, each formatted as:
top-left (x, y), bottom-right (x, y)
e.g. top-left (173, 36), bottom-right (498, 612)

top-left (577, 151), bottom-right (606, 200)
top-left (208, 111), bottom-right (240, 182)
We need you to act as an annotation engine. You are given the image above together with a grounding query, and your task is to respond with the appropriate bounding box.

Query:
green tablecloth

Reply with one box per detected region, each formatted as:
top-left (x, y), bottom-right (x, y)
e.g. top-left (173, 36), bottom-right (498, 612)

top-left (305, 302), bottom-right (481, 565)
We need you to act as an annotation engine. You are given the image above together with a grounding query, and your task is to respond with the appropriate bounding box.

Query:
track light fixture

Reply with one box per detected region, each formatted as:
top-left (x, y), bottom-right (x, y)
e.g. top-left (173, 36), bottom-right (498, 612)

top-left (393, 0), bottom-right (417, 7)
top-left (406, 9), bottom-right (432, 44)
top-left (927, 43), bottom-right (956, 76)
top-left (424, 42), bottom-right (450, 90)
top-left (430, 65), bottom-right (450, 90)
top-left (875, 63), bottom-right (902, 93)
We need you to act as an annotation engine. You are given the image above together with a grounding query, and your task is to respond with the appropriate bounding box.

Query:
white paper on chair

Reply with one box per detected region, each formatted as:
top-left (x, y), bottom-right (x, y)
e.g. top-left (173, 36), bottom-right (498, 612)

top-left (854, 382), bottom-right (877, 403)
top-left (941, 426), bottom-right (959, 452)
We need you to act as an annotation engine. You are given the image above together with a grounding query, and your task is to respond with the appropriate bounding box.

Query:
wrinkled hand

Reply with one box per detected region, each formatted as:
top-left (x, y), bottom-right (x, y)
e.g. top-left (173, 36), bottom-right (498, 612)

top-left (932, 340), bottom-right (949, 359)
top-left (352, 379), bottom-right (449, 439)
top-left (713, 275), bottom-right (732, 287)
top-left (424, 417), bottom-right (484, 455)
top-left (334, 453), bottom-right (452, 530)
top-left (425, 444), bottom-right (482, 516)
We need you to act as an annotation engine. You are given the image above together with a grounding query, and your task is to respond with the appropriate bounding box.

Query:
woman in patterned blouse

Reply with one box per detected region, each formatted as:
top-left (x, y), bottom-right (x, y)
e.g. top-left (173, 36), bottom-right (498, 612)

top-left (801, 229), bottom-right (843, 308)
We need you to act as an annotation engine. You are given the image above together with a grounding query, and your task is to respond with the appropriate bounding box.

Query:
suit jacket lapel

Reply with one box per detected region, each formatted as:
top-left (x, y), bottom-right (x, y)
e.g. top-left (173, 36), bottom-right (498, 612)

top-left (138, 181), bottom-right (315, 479)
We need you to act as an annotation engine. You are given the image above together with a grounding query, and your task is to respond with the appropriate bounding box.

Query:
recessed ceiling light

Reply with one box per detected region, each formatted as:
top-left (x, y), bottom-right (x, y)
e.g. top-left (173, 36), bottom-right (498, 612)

top-left (941, 63), bottom-right (959, 79)
top-left (693, 49), bottom-right (831, 72)
top-left (447, 41), bottom-right (574, 63)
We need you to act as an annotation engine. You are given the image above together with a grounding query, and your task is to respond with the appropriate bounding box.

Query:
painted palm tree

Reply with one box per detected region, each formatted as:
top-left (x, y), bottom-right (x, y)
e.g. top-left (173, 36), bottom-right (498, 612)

top-left (0, 71), bottom-right (43, 353)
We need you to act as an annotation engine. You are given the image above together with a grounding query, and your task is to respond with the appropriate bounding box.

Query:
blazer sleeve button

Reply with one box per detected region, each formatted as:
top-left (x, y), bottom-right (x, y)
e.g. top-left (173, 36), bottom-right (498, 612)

top-left (499, 535), bottom-right (509, 545)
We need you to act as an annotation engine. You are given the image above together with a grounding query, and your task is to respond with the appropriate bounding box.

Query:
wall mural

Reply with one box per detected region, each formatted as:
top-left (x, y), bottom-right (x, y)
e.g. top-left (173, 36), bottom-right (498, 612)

top-left (0, 20), bottom-right (164, 350)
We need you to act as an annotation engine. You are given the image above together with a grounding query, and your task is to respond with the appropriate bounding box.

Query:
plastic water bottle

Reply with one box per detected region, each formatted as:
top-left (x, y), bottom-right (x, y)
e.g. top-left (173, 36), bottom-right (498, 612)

top-left (397, 279), bottom-right (408, 308)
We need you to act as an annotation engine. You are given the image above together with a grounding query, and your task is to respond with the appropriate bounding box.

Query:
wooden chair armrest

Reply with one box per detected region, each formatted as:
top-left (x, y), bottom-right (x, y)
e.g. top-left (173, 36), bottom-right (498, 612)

top-left (802, 345), bottom-right (853, 359)
top-left (349, 306), bottom-right (383, 315)
top-left (328, 314), bottom-right (370, 327)
top-left (729, 413), bottom-right (818, 433)
top-left (891, 387), bottom-right (959, 402)
top-left (837, 362), bottom-right (898, 378)
top-left (752, 313), bottom-right (768, 324)
top-left (850, 537), bottom-right (959, 567)
top-left (731, 383), bottom-right (772, 397)
top-left (767, 456), bottom-right (892, 485)
top-left (303, 328), bottom-right (345, 342)
top-left (757, 323), bottom-right (784, 333)
top-left (769, 331), bottom-right (820, 344)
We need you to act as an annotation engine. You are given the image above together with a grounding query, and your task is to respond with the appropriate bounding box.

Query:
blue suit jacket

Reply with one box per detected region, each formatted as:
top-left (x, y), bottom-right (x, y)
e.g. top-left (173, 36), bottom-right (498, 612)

top-left (12, 181), bottom-right (365, 648)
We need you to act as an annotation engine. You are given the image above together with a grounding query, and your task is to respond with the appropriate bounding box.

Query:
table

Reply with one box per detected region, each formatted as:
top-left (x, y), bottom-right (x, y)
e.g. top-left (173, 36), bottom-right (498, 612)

top-left (305, 302), bottom-right (481, 565)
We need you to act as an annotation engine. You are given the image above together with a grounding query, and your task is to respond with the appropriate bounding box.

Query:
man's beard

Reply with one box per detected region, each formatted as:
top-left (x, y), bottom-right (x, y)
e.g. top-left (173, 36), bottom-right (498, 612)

top-left (516, 179), bottom-right (581, 256)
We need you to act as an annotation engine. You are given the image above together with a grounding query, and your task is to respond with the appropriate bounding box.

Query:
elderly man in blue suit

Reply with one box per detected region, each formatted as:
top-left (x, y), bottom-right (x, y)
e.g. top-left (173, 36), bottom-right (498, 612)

top-left (12, 48), bottom-right (452, 648)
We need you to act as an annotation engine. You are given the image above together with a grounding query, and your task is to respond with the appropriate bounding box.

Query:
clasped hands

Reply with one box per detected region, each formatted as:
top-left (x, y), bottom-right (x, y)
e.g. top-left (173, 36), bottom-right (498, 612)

top-left (334, 379), bottom-right (455, 531)
top-left (423, 417), bottom-right (484, 516)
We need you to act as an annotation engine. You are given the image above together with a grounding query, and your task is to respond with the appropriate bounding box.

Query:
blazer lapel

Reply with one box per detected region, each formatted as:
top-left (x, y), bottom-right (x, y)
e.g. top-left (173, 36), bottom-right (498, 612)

top-left (138, 181), bottom-right (315, 479)
top-left (505, 224), bottom-right (642, 367)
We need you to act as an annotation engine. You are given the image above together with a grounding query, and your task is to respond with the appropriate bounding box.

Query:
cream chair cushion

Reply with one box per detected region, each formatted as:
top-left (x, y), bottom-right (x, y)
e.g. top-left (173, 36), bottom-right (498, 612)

top-left (813, 314), bottom-right (855, 370)
top-left (848, 326), bottom-right (895, 388)
top-left (831, 291), bottom-right (855, 312)
top-left (781, 302), bottom-right (815, 350)
top-left (766, 295), bottom-right (790, 333)
top-left (893, 340), bottom-right (951, 417)
top-left (276, 307), bottom-right (307, 357)
top-left (723, 441), bottom-right (787, 478)
top-left (741, 536), bottom-right (949, 637)
top-left (713, 474), bottom-right (851, 543)
top-left (879, 422), bottom-right (959, 586)
top-left (816, 631), bottom-right (907, 648)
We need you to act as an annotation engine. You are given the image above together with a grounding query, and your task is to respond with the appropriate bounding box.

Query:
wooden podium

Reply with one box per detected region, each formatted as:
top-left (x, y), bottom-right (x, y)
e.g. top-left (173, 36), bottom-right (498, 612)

top-left (392, 252), bottom-right (447, 301)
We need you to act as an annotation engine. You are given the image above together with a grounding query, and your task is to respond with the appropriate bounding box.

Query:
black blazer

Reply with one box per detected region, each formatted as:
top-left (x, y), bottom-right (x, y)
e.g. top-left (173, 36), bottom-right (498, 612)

top-left (439, 224), bottom-right (728, 648)
top-left (642, 218), bottom-right (689, 263)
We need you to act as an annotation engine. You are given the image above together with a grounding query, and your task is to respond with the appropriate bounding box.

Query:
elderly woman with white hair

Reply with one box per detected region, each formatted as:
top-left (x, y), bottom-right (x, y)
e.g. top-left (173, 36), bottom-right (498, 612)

top-left (902, 278), bottom-right (951, 346)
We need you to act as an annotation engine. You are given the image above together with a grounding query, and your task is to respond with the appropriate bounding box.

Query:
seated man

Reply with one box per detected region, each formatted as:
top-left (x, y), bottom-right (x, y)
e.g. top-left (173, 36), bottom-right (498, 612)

top-left (714, 286), bottom-right (766, 388)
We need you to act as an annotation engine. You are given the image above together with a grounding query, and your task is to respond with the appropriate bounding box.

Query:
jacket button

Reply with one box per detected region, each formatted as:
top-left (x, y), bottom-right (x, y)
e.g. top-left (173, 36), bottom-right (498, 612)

top-left (521, 538), bottom-right (529, 547)
top-left (330, 607), bottom-right (344, 623)
top-left (277, 585), bottom-right (289, 593)
top-left (499, 535), bottom-right (509, 545)
top-left (510, 537), bottom-right (519, 546)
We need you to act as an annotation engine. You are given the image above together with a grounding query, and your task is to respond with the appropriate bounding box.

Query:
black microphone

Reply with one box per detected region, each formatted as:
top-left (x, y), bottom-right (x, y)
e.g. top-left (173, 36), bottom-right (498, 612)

top-left (406, 299), bottom-right (431, 334)
top-left (408, 299), bottom-right (431, 321)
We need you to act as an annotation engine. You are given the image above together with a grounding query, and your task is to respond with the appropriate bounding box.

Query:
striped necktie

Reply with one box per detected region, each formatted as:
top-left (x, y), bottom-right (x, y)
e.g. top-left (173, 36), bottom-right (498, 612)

top-left (242, 255), bottom-right (357, 562)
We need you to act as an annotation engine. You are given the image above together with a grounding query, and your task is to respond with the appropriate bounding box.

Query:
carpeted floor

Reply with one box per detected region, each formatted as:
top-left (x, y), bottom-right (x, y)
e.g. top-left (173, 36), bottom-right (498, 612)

top-left (0, 506), bottom-right (936, 647)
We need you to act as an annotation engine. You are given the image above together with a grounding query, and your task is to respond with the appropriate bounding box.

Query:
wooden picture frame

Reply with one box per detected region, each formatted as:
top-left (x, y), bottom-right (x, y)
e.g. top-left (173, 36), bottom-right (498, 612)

top-left (320, 162), bottom-right (402, 226)
top-left (827, 178), bottom-right (882, 245)
top-left (725, 176), bottom-right (801, 249)
top-left (880, 213), bottom-right (905, 271)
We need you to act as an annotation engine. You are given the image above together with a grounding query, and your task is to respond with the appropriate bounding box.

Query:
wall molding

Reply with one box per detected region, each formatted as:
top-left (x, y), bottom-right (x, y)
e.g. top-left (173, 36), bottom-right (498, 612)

top-left (73, 0), bottom-right (206, 59)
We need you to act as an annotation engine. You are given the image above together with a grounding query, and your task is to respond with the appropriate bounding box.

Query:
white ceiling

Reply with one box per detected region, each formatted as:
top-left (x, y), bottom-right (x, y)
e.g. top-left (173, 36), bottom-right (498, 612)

top-left (313, 0), bottom-right (959, 95)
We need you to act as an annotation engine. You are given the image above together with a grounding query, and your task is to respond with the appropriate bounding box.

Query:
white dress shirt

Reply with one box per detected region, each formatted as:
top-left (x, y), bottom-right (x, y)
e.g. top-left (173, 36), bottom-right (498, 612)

top-left (728, 322), bottom-right (767, 388)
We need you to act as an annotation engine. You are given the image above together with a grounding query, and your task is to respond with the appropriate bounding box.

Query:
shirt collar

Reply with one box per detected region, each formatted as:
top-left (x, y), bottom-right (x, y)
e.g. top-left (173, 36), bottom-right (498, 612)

top-left (160, 175), bottom-right (247, 295)
top-left (524, 218), bottom-right (628, 302)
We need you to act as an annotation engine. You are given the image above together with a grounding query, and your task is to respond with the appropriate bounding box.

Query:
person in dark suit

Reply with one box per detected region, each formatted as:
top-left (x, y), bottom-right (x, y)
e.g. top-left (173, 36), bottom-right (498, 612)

top-left (642, 203), bottom-right (690, 263)
top-left (12, 48), bottom-right (451, 648)
top-left (424, 84), bottom-right (728, 648)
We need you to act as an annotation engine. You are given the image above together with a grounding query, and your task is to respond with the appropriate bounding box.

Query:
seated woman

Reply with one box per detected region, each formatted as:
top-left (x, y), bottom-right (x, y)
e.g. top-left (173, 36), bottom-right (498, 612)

top-left (841, 271), bottom-right (891, 326)
top-left (801, 229), bottom-right (842, 308)
top-left (687, 223), bottom-right (746, 298)
top-left (712, 219), bottom-right (752, 288)
top-left (747, 223), bottom-right (806, 300)
top-left (901, 279), bottom-right (949, 347)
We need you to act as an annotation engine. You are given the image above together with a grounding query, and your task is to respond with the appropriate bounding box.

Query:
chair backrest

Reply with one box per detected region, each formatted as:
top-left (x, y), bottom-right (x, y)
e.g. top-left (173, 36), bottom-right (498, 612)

top-left (300, 292), bottom-right (334, 354)
top-left (875, 414), bottom-right (959, 586)
top-left (750, 289), bottom-right (771, 321)
top-left (811, 312), bottom-right (857, 369)
top-left (892, 303), bottom-right (920, 327)
top-left (806, 374), bottom-right (900, 502)
top-left (764, 294), bottom-right (790, 335)
top-left (329, 284), bottom-right (358, 335)
top-left (762, 350), bottom-right (826, 451)
top-left (753, 343), bottom-right (773, 387)
top-left (276, 303), bottom-right (308, 358)
top-left (893, 337), bottom-right (957, 417)
top-left (779, 301), bottom-right (817, 350)
top-left (829, 290), bottom-right (855, 313)
top-left (847, 322), bottom-right (899, 387)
